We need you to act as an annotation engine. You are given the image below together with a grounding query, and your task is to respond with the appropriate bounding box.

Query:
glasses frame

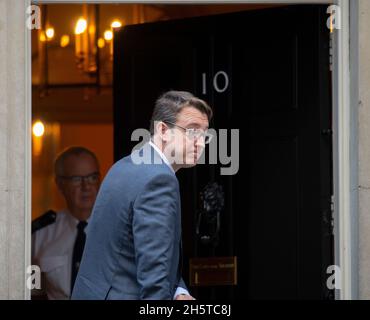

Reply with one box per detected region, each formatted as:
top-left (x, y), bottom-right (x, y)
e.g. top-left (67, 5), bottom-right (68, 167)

top-left (164, 121), bottom-right (212, 144)
top-left (58, 171), bottom-right (100, 186)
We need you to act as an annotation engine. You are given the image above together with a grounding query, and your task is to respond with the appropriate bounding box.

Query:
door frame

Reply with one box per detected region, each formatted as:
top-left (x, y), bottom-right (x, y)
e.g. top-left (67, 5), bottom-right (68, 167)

top-left (28, 0), bottom-right (356, 300)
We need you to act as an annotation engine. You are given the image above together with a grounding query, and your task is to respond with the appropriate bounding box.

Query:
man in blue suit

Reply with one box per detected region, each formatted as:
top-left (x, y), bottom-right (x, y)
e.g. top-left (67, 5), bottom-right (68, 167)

top-left (71, 91), bottom-right (213, 300)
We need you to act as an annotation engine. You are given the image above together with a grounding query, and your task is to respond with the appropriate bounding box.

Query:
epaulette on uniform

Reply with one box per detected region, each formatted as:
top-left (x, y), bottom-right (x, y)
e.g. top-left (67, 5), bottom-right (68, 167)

top-left (32, 210), bottom-right (57, 234)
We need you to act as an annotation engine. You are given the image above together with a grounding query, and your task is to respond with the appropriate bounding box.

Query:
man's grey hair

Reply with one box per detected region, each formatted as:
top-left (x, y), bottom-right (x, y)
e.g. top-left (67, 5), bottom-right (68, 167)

top-left (149, 90), bottom-right (213, 135)
top-left (54, 146), bottom-right (99, 176)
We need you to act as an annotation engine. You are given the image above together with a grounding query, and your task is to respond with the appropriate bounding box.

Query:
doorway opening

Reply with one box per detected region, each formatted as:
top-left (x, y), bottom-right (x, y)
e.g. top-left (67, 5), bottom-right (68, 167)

top-left (31, 2), bottom-right (334, 300)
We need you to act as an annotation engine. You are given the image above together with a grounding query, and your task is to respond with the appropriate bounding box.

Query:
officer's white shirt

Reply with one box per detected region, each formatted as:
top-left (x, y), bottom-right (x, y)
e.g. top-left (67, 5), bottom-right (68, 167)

top-left (32, 210), bottom-right (88, 300)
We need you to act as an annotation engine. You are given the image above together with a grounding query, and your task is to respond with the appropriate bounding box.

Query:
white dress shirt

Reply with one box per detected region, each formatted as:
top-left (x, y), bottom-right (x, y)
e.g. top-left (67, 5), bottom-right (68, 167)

top-left (32, 210), bottom-right (88, 300)
top-left (149, 140), bottom-right (175, 173)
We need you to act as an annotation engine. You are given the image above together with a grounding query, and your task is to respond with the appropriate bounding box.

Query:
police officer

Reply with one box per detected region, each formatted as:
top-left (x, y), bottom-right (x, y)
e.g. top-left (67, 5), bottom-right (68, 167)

top-left (32, 146), bottom-right (101, 299)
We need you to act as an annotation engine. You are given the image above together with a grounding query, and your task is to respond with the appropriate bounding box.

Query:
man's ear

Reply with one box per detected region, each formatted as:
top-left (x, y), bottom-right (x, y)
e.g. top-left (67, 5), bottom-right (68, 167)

top-left (156, 121), bottom-right (170, 142)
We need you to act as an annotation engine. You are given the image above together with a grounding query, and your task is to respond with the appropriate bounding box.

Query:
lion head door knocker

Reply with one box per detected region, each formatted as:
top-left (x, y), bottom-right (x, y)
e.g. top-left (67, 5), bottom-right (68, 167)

top-left (196, 182), bottom-right (225, 248)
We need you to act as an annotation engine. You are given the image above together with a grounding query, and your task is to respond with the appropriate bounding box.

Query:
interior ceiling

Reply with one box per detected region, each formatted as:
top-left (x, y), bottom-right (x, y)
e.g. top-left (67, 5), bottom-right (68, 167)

top-left (32, 3), bottom-right (283, 123)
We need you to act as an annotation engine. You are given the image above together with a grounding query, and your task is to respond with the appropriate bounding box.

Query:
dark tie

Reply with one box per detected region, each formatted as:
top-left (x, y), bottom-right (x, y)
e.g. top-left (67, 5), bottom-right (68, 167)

top-left (71, 220), bottom-right (87, 294)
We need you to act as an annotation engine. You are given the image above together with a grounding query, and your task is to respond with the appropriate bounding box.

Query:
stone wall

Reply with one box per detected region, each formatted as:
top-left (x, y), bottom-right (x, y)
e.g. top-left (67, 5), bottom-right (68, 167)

top-left (0, 0), bottom-right (30, 299)
top-left (358, 0), bottom-right (370, 300)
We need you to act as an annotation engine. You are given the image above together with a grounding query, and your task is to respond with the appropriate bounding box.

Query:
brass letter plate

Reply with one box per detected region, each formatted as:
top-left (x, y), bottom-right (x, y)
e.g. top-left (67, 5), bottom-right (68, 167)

top-left (189, 256), bottom-right (237, 286)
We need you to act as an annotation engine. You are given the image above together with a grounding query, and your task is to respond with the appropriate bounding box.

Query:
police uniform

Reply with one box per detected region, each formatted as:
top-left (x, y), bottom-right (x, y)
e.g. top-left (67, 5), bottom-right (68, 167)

top-left (32, 210), bottom-right (88, 300)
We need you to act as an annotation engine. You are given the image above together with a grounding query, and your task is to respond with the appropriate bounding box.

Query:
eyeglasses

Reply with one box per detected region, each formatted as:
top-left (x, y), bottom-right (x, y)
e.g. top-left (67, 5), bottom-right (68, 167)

top-left (165, 121), bottom-right (213, 144)
top-left (58, 172), bottom-right (100, 186)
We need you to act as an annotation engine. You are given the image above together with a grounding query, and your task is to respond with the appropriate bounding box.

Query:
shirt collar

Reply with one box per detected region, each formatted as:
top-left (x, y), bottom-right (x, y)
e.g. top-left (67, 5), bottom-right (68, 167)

top-left (64, 209), bottom-right (91, 230)
top-left (149, 140), bottom-right (175, 174)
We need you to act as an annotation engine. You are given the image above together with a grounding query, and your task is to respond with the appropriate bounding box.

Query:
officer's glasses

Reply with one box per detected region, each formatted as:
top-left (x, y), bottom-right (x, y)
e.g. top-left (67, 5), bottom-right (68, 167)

top-left (59, 172), bottom-right (100, 186)
top-left (165, 121), bottom-right (212, 144)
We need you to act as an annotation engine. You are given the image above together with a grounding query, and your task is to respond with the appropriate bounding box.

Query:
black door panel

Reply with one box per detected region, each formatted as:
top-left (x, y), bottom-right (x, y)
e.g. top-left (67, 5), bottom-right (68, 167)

top-left (114, 5), bottom-right (333, 299)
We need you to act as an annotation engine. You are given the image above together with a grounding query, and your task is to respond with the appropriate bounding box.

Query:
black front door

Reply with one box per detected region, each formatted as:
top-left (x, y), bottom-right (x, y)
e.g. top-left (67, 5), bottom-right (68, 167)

top-left (113, 5), bottom-right (333, 299)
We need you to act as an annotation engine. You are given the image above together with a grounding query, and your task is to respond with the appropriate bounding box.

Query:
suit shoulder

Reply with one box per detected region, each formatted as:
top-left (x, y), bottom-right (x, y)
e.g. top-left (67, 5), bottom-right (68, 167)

top-left (152, 168), bottom-right (177, 180)
top-left (32, 210), bottom-right (57, 234)
top-left (143, 170), bottom-right (179, 191)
